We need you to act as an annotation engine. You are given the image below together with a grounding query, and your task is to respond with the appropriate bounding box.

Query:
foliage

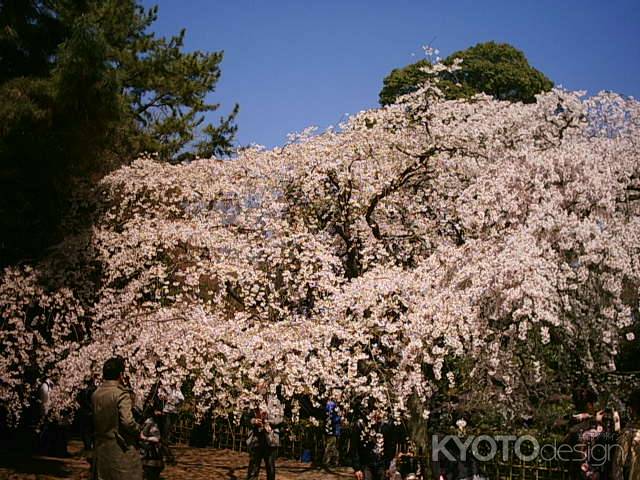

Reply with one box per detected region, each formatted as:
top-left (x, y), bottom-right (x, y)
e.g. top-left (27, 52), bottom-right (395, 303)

top-left (379, 42), bottom-right (553, 105)
top-left (1, 61), bottom-right (638, 444)
top-left (0, 0), bottom-right (237, 265)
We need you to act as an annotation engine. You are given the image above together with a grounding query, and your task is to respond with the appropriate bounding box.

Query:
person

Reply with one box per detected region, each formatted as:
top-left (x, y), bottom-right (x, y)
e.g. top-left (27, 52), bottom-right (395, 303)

top-left (143, 379), bottom-right (162, 419)
top-left (36, 377), bottom-right (70, 457)
top-left (564, 388), bottom-right (622, 480)
top-left (246, 381), bottom-right (285, 480)
top-left (35, 377), bottom-right (54, 455)
top-left (159, 381), bottom-right (184, 463)
top-left (394, 440), bottom-right (422, 480)
top-left (77, 373), bottom-right (99, 453)
top-left (350, 412), bottom-right (398, 480)
top-left (432, 435), bottom-right (484, 480)
top-left (564, 388), bottom-right (602, 480)
top-left (39, 378), bottom-right (54, 416)
top-left (190, 408), bottom-right (214, 447)
top-left (594, 405), bottom-right (621, 480)
top-left (431, 418), bottom-right (485, 480)
top-left (323, 399), bottom-right (342, 467)
top-left (144, 377), bottom-right (183, 465)
top-left (140, 411), bottom-right (165, 480)
top-left (92, 356), bottom-right (143, 480)
top-left (612, 389), bottom-right (640, 480)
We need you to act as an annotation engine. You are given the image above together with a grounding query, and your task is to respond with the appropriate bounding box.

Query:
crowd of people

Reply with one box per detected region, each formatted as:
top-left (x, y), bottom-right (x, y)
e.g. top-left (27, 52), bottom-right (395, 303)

top-left (30, 357), bottom-right (640, 480)
top-left (241, 385), bottom-right (640, 480)
top-left (560, 388), bottom-right (640, 480)
top-left (72, 357), bottom-right (421, 480)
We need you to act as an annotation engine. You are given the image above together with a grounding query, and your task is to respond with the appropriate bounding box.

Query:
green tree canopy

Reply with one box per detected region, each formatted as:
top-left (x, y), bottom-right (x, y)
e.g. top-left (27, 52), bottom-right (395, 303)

top-left (379, 41), bottom-right (554, 106)
top-left (0, 0), bottom-right (238, 265)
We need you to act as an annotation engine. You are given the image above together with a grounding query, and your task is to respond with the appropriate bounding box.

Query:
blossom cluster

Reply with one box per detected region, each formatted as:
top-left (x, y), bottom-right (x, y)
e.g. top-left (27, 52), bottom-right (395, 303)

top-left (1, 63), bottom-right (638, 432)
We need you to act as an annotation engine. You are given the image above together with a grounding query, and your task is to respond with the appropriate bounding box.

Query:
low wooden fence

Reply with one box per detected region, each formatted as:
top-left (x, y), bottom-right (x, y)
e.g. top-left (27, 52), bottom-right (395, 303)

top-left (172, 415), bottom-right (331, 461)
top-left (171, 416), bottom-right (571, 479)
top-left (481, 450), bottom-right (570, 480)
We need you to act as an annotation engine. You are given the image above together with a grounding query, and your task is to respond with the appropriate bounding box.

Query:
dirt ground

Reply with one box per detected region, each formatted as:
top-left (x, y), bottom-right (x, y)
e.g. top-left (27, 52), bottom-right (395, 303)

top-left (0, 441), bottom-right (354, 480)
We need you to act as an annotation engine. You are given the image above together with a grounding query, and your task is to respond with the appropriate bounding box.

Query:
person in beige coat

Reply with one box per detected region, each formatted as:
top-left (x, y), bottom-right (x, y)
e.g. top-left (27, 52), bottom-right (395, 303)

top-left (92, 357), bottom-right (143, 480)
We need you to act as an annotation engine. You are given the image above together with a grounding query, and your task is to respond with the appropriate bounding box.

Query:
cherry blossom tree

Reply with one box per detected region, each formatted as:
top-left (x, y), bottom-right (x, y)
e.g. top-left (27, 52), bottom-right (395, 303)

top-left (1, 60), bottom-right (638, 444)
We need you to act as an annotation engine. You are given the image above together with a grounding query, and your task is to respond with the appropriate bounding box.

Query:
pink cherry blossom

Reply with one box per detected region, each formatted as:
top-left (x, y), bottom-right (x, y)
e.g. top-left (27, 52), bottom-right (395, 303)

top-left (1, 61), bottom-right (638, 432)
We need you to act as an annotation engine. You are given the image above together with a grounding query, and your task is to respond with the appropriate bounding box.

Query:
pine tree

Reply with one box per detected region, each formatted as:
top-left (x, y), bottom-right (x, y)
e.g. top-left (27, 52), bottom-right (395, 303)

top-left (0, 0), bottom-right (238, 265)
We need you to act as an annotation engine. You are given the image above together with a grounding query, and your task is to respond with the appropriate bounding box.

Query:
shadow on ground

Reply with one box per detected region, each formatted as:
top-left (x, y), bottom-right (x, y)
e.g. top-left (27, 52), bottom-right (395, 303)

top-left (0, 441), bottom-right (353, 480)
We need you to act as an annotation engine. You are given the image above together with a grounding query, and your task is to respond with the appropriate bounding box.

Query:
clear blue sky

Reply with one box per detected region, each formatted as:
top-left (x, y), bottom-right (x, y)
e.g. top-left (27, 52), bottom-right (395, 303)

top-left (141, 0), bottom-right (639, 149)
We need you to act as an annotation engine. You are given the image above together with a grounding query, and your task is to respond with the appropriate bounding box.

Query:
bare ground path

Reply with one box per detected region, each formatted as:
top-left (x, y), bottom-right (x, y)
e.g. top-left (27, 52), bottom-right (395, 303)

top-left (0, 441), bottom-right (353, 480)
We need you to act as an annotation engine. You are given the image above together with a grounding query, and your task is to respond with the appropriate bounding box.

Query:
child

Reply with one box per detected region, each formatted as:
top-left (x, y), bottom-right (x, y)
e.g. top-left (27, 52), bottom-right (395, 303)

top-left (140, 412), bottom-right (165, 480)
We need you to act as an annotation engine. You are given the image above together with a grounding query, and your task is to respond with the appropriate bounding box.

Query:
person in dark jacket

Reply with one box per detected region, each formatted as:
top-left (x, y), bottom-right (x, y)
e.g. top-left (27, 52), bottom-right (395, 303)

top-left (431, 414), bottom-right (488, 480)
top-left (77, 373), bottom-right (99, 453)
top-left (350, 412), bottom-right (398, 480)
top-left (432, 433), bottom-right (483, 480)
top-left (563, 388), bottom-right (610, 480)
top-left (140, 411), bottom-right (164, 480)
